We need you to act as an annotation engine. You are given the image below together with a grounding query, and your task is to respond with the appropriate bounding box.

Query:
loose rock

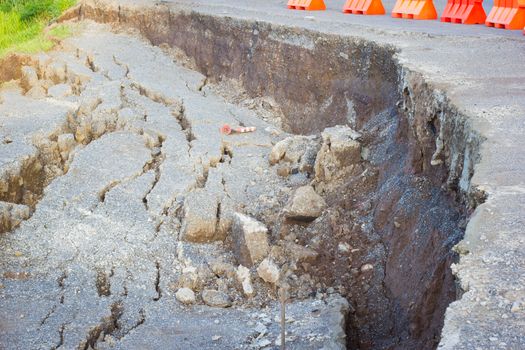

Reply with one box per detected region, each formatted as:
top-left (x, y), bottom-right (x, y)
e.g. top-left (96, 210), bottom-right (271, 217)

top-left (180, 190), bottom-right (220, 242)
top-left (283, 185), bottom-right (326, 221)
top-left (257, 258), bottom-right (280, 284)
top-left (202, 289), bottom-right (232, 308)
top-left (20, 66), bottom-right (39, 92)
top-left (175, 288), bottom-right (196, 305)
top-left (232, 213), bottom-right (269, 267)
top-left (314, 125), bottom-right (362, 188)
top-left (269, 135), bottom-right (320, 175)
top-left (236, 265), bottom-right (255, 298)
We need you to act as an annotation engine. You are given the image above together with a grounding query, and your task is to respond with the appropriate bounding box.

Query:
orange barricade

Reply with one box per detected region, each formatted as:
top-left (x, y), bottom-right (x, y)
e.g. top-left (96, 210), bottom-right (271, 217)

top-left (343, 0), bottom-right (386, 15)
top-left (391, 0), bottom-right (438, 19)
top-left (486, 0), bottom-right (525, 29)
top-left (287, 0), bottom-right (326, 10)
top-left (441, 0), bottom-right (487, 24)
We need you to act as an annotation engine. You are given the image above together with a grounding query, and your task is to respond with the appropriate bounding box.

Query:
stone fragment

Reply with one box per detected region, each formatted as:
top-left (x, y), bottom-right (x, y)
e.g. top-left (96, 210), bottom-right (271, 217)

top-left (269, 135), bottom-right (320, 175)
top-left (180, 190), bottom-right (219, 243)
top-left (175, 288), bottom-right (196, 305)
top-left (20, 66), bottom-right (39, 91)
top-left (283, 185), bottom-right (326, 221)
top-left (284, 241), bottom-right (318, 263)
top-left (202, 289), bottom-right (232, 308)
top-left (257, 258), bottom-right (280, 284)
top-left (338, 242), bottom-right (351, 253)
top-left (177, 265), bottom-right (213, 291)
top-left (510, 301), bottom-right (523, 313)
top-left (45, 61), bottom-right (67, 84)
top-left (25, 85), bottom-right (46, 99)
top-left (232, 213), bottom-right (269, 267)
top-left (361, 264), bottom-right (374, 272)
top-left (314, 125), bottom-right (362, 185)
top-left (236, 265), bottom-right (255, 298)
top-left (210, 260), bottom-right (235, 278)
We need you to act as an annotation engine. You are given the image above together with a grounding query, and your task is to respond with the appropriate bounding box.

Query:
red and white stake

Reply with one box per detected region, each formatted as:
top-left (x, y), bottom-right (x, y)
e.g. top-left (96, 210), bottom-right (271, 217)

top-left (220, 124), bottom-right (257, 135)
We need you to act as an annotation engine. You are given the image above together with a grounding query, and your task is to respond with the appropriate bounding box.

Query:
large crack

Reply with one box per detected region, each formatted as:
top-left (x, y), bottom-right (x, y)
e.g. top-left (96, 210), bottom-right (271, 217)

top-left (96, 267), bottom-right (113, 297)
top-left (175, 102), bottom-right (195, 144)
top-left (79, 301), bottom-right (123, 350)
top-left (142, 136), bottom-right (166, 212)
top-left (152, 261), bottom-right (162, 302)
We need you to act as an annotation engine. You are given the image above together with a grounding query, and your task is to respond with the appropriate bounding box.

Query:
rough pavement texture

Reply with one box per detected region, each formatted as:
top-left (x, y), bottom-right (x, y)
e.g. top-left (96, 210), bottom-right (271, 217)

top-left (0, 24), bottom-right (349, 349)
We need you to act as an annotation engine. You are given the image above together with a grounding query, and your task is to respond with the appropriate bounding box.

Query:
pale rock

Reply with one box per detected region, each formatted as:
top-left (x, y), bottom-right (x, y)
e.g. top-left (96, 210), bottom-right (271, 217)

top-left (269, 135), bottom-right (320, 175)
top-left (25, 85), bottom-right (47, 99)
top-left (361, 264), bottom-right (374, 272)
top-left (338, 242), bottom-right (351, 253)
top-left (283, 185), bottom-right (326, 221)
top-left (45, 61), bottom-right (67, 84)
top-left (232, 213), bottom-right (269, 266)
top-left (180, 190), bottom-right (220, 242)
top-left (20, 66), bottom-right (39, 91)
top-left (314, 125), bottom-right (362, 186)
top-left (175, 288), bottom-right (196, 304)
top-left (236, 265), bottom-right (255, 298)
top-left (257, 258), bottom-right (280, 284)
top-left (210, 260), bottom-right (235, 278)
top-left (202, 289), bottom-right (232, 308)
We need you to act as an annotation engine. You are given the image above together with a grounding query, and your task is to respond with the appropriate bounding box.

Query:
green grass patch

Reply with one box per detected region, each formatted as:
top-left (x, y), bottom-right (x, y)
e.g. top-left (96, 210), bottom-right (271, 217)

top-left (0, 0), bottom-right (77, 58)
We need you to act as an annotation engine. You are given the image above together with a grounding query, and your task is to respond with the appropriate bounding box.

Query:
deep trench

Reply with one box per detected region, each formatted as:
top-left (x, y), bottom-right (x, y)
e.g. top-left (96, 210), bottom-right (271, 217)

top-left (57, 3), bottom-right (482, 349)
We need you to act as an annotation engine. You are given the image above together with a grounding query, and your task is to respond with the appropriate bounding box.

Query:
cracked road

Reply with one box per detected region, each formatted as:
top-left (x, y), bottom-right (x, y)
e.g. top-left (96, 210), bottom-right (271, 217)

top-left (0, 23), bottom-right (348, 349)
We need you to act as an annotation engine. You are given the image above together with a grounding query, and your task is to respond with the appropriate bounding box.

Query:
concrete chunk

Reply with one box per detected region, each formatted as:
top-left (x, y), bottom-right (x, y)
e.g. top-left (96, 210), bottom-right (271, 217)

top-left (257, 258), bottom-right (280, 284)
top-left (236, 265), bottom-right (255, 298)
top-left (20, 66), bottom-right (39, 92)
top-left (232, 213), bottom-right (269, 267)
top-left (176, 288), bottom-right (196, 305)
top-left (202, 289), bottom-right (232, 308)
top-left (314, 125), bottom-right (361, 184)
top-left (283, 185), bottom-right (326, 222)
top-left (180, 190), bottom-right (219, 243)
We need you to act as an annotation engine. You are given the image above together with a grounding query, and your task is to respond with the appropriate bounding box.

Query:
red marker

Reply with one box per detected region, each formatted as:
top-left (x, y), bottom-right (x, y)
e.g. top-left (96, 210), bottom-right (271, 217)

top-left (220, 124), bottom-right (256, 135)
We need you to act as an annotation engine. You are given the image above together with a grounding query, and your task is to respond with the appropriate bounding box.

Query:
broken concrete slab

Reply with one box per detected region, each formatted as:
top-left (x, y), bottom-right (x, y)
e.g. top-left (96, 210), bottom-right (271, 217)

top-left (283, 185), bottom-right (326, 222)
top-left (232, 213), bottom-right (270, 267)
top-left (201, 289), bottom-right (232, 308)
top-left (257, 258), bottom-right (280, 285)
top-left (180, 189), bottom-right (220, 243)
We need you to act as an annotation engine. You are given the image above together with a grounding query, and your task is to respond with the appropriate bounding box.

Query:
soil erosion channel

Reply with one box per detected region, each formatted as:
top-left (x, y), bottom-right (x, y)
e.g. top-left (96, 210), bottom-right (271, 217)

top-left (0, 6), bottom-right (484, 350)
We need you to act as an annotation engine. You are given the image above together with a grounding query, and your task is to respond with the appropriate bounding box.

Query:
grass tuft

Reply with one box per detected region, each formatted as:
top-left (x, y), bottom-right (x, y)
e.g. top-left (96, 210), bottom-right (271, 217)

top-left (0, 0), bottom-right (77, 58)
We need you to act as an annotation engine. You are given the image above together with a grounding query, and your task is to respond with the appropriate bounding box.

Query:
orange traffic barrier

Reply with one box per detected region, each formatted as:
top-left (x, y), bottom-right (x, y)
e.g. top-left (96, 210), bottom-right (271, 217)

top-left (287, 0), bottom-right (326, 11)
top-left (343, 0), bottom-right (386, 15)
top-left (486, 0), bottom-right (525, 29)
top-left (392, 0), bottom-right (438, 19)
top-left (441, 0), bottom-right (487, 24)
